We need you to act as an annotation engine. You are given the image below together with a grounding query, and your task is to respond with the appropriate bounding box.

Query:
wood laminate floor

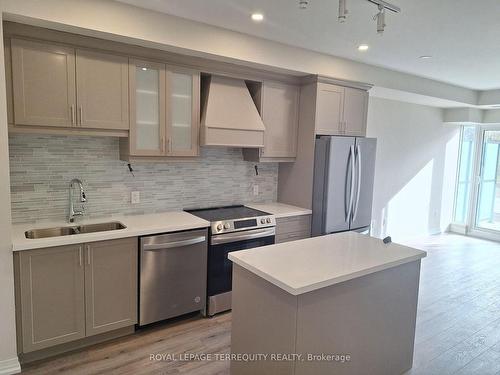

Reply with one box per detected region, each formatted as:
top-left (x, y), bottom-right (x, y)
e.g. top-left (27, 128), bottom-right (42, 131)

top-left (21, 234), bottom-right (500, 375)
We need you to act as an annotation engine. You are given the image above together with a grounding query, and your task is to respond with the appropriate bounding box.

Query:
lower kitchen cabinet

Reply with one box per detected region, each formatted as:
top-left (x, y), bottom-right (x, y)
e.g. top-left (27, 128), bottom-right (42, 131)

top-left (15, 237), bottom-right (138, 354)
top-left (16, 244), bottom-right (86, 353)
top-left (84, 238), bottom-right (137, 337)
top-left (275, 215), bottom-right (312, 243)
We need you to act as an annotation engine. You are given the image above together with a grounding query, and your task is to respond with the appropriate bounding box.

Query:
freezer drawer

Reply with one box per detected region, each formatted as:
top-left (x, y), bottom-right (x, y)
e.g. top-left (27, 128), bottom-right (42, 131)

top-left (139, 229), bottom-right (208, 326)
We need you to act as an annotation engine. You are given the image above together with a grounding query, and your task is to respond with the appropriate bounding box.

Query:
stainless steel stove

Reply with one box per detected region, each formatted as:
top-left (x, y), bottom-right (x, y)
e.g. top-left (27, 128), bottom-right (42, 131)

top-left (186, 205), bottom-right (276, 316)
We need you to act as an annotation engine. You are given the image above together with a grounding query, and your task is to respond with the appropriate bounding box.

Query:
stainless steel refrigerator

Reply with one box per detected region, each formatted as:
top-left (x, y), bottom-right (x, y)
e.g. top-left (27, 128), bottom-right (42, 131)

top-left (312, 136), bottom-right (377, 236)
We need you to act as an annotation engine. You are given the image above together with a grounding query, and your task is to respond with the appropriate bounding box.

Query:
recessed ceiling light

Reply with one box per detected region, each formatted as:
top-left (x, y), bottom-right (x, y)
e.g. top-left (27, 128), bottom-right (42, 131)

top-left (419, 55), bottom-right (432, 60)
top-left (251, 13), bottom-right (264, 22)
top-left (358, 44), bottom-right (369, 51)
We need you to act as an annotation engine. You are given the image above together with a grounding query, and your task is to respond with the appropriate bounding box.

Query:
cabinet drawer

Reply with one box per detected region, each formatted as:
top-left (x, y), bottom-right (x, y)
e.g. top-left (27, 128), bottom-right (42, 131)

top-left (276, 215), bottom-right (311, 235)
top-left (276, 231), bottom-right (311, 244)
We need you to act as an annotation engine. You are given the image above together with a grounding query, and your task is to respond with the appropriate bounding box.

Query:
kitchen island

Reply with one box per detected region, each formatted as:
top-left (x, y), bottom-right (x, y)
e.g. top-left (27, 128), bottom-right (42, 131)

top-left (228, 232), bottom-right (427, 375)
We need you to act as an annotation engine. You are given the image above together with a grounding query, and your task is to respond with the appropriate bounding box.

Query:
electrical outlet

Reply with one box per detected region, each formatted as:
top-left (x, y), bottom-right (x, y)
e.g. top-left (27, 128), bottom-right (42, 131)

top-left (253, 184), bottom-right (259, 196)
top-left (131, 191), bottom-right (140, 204)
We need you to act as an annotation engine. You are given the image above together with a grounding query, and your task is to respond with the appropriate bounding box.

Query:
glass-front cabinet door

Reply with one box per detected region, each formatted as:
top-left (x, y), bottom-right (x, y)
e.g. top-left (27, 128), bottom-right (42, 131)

top-left (129, 60), bottom-right (166, 156)
top-left (166, 66), bottom-right (200, 157)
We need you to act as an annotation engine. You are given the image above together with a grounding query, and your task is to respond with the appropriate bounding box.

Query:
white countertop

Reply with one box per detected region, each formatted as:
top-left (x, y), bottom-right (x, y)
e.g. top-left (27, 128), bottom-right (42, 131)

top-left (245, 202), bottom-right (311, 218)
top-left (12, 211), bottom-right (210, 251)
top-left (228, 231), bottom-right (427, 296)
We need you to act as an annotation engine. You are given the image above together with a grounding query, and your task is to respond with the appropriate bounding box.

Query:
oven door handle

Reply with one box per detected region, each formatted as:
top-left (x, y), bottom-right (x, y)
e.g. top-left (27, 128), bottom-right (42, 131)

top-left (211, 228), bottom-right (276, 245)
top-left (142, 236), bottom-right (206, 251)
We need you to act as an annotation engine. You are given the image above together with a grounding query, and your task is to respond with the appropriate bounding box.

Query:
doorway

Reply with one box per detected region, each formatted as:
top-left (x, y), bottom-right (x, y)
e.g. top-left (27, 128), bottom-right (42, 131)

top-left (454, 126), bottom-right (500, 240)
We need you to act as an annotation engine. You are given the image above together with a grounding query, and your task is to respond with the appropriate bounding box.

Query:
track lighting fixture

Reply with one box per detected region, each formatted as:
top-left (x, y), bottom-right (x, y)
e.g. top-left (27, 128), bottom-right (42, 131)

top-left (374, 5), bottom-right (386, 35)
top-left (338, 0), bottom-right (348, 22)
top-left (336, 0), bottom-right (400, 35)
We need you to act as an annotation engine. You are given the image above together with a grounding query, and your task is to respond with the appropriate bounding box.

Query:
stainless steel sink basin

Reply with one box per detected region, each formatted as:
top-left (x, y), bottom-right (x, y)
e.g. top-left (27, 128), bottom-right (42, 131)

top-left (25, 222), bottom-right (126, 239)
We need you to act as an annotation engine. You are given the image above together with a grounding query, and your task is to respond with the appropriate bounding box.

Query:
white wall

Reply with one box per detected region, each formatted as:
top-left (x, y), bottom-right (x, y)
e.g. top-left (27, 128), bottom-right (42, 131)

top-left (1, 0), bottom-right (477, 106)
top-left (0, 12), bottom-right (20, 375)
top-left (367, 97), bottom-right (460, 242)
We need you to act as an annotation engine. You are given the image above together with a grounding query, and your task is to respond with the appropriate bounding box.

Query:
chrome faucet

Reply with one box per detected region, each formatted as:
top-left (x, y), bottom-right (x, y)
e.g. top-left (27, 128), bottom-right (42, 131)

top-left (69, 178), bottom-right (86, 223)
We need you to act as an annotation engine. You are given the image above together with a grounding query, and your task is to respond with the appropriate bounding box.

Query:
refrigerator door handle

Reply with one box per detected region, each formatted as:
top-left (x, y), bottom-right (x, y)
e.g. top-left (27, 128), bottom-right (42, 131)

top-left (346, 145), bottom-right (355, 222)
top-left (353, 144), bottom-right (362, 221)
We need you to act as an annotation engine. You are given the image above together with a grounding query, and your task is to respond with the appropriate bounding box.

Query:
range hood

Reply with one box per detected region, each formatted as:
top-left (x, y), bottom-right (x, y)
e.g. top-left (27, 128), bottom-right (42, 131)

top-left (200, 75), bottom-right (265, 148)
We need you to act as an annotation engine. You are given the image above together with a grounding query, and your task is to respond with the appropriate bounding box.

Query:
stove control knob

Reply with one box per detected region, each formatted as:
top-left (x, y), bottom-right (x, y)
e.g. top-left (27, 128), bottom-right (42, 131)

top-left (224, 223), bottom-right (230, 229)
top-left (266, 217), bottom-right (272, 224)
top-left (217, 224), bottom-right (223, 231)
top-left (260, 218), bottom-right (266, 224)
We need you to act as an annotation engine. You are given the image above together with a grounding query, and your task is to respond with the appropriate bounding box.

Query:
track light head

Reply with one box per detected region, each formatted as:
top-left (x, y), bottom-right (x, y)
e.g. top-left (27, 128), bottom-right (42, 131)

top-left (299, 0), bottom-right (308, 9)
top-left (338, 0), bottom-right (348, 23)
top-left (374, 5), bottom-right (386, 34)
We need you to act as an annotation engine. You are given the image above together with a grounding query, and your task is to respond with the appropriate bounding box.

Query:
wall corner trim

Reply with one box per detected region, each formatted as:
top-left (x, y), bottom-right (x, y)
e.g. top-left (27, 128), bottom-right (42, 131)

top-left (0, 357), bottom-right (21, 375)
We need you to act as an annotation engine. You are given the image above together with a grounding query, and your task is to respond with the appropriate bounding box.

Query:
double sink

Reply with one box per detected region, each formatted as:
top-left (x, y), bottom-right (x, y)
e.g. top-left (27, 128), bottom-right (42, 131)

top-left (25, 221), bottom-right (126, 239)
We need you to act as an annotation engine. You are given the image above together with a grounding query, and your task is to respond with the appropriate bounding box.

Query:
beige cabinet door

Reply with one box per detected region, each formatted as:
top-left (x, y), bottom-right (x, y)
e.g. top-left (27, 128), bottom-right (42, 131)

top-left (4, 38), bottom-right (14, 125)
top-left (261, 81), bottom-right (299, 158)
top-left (84, 238), bottom-right (138, 337)
top-left (76, 49), bottom-right (129, 130)
top-left (11, 38), bottom-right (76, 127)
top-left (343, 87), bottom-right (369, 136)
top-left (315, 83), bottom-right (344, 135)
top-left (166, 66), bottom-right (200, 156)
top-left (18, 245), bottom-right (85, 353)
top-left (129, 59), bottom-right (167, 156)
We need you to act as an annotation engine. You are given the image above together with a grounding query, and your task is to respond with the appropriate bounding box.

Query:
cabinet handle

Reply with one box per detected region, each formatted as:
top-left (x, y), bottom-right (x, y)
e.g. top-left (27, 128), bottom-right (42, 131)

top-left (167, 138), bottom-right (172, 153)
top-left (87, 245), bottom-right (91, 265)
top-left (160, 137), bottom-right (165, 153)
top-left (70, 105), bottom-right (75, 126)
top-left (78, 246), bottom-right (82, 267)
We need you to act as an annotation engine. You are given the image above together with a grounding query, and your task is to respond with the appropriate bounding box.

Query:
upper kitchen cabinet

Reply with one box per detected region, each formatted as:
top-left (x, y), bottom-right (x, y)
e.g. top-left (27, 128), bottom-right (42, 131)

top-left (315, 82), bottom-right (369, 137)
top-left (343, 87), bottom-right (369, 136)
top-left (243, 81), bottom-right (300, 162)
top-left (315, 83), bottom-right (344, 135)
top-left (128, 59), bottom-right (166, 157)
top-left (166, 66), bottom-right (200, 157)
top-left (75, 49), bottom-right (129, 130)
top-left (11, 38), bottom-right (76, 127)
top-left (9, 38), bottom-right (129, 135)
top-left (121, 60), bottom-right (200, 160)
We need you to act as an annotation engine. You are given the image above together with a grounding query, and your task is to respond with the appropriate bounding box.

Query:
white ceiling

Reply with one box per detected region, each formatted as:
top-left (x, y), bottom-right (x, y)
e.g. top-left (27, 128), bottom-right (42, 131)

top-left (117, 0), bottom-right (500, 91)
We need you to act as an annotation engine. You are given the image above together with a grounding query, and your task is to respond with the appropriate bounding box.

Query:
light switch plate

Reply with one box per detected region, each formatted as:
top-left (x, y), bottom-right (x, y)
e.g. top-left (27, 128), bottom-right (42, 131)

top-left (131, 191), bottom-right (140, 204)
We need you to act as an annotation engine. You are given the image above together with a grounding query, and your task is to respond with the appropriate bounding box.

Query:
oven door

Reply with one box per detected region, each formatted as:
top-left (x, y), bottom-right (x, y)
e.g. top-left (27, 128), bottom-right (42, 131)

top-left (208, 227), bottom-right (275, 299)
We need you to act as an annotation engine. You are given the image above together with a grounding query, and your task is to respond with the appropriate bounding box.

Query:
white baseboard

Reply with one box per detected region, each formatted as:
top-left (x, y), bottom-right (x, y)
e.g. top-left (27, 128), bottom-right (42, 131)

top-left (0, 358), bottom-right (20, 375)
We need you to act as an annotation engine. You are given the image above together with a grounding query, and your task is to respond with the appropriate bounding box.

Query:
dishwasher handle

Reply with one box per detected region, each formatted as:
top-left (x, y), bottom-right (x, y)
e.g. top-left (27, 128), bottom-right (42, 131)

top-left (142, 236), bottom-right (206, 251)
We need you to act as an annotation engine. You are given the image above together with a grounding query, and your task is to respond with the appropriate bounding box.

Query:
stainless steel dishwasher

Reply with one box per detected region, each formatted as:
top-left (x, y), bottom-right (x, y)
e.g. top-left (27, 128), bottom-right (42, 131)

top-left (139, 229), bottom-right (208, 326)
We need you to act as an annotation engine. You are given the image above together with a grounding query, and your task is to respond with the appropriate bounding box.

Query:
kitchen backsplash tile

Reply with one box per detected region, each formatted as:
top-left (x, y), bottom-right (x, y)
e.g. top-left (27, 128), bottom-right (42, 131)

top-left (9, 135), bottom-right (278, 224)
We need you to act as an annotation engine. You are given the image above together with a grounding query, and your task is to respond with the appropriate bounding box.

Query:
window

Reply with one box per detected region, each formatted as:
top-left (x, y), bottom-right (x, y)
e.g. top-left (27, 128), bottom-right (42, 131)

top-left (453, 126), bottom-right (476, 224)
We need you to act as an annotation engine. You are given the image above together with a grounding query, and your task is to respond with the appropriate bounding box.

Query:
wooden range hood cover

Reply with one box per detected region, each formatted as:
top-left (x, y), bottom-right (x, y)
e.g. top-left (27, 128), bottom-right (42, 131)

top-left (200, 75), bottom-right (265, 148)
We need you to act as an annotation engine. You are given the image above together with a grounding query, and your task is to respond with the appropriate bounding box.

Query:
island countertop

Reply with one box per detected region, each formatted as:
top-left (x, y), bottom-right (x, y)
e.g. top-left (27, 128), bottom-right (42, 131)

top-left (228, 231), bottom-right (427, 295)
